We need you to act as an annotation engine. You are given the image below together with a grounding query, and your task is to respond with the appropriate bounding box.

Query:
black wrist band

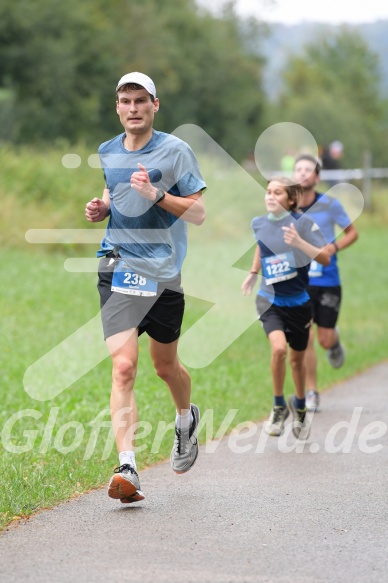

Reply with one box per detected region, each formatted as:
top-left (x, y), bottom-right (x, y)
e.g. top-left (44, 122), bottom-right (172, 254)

top-left (333, 242), bottom-right (339, 252)
top-left (250, 271), bottom-right (258, 275)
top-left (155, 190), bottom-right (166, 204)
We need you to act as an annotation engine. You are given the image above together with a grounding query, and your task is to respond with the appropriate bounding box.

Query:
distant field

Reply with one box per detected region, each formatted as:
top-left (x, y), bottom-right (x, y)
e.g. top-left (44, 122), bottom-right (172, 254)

top-left (1, 145), bottom-right (387, 530)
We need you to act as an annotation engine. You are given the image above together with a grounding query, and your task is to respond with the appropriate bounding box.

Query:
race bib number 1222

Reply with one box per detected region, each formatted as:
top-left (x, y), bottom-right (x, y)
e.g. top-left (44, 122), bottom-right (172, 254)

top-left (262, 252), bottom-right (297, 285)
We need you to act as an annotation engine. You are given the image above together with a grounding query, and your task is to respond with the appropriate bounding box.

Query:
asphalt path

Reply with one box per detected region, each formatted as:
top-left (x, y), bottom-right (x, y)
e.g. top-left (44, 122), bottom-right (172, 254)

top-left (1, 362), bottom-right (387, 583)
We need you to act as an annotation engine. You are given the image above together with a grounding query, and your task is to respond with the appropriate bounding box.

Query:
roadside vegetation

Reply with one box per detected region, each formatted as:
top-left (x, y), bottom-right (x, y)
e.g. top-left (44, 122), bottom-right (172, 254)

top-left (1, 145), bottom-right (387, 530)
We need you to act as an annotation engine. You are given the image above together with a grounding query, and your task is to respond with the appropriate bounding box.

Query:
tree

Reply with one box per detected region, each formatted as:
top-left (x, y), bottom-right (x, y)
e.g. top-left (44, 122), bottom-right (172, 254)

top-left (273, 28), bottom-right (385, 166)
top-left (0, 0), bottom-right (267, 161)
top-left (0, 0), bottom-right (114, 143)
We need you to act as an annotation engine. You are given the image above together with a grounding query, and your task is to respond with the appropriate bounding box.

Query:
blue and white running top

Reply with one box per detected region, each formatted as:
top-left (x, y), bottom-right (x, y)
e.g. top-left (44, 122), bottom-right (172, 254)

top-left (251, 211), bottom-right (327, 307)
top-left (299, 193), bottom-right (351, 287)
top-left (97, 130), bottom-right (206, 280)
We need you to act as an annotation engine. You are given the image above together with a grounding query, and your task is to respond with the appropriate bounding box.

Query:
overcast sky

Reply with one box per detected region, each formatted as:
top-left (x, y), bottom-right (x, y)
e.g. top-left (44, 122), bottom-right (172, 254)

top-left (200, 0), bottom-right (388, 25)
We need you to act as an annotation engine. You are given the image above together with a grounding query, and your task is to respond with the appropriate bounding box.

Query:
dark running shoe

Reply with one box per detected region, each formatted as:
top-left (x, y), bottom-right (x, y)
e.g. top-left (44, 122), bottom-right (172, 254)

top-left (327, 342), bottom-right (345, 368)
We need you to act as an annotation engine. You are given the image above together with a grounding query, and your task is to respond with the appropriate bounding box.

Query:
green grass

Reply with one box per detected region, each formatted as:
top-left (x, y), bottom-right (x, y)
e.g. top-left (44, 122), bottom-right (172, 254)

top-left (1, 144), bottom-right (388, 530)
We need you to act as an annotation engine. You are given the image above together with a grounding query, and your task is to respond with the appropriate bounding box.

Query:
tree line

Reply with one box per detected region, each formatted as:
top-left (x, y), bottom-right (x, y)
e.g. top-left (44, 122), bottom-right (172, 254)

top-left (0, 0), bottom-right (387, 166)
top-left (0, 0), bottom-right (265, 161)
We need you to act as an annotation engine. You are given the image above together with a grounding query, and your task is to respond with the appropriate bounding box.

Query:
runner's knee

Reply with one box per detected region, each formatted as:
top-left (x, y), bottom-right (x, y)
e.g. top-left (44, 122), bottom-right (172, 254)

top-left (112, 356), bottom-right (137, 385)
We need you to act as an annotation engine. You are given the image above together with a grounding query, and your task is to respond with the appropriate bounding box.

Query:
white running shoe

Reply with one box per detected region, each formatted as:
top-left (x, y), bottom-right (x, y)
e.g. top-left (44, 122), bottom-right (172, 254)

top-left (264, 406), bottom-right (290, 436)
top-left (108, 464), bottom-right (145, 503)
top-left (288, 397), bottom-right (312, 440)
top-left (170, 404), bottom-right (200, 474)
top-left (306, 390), bottom-right (320, 412)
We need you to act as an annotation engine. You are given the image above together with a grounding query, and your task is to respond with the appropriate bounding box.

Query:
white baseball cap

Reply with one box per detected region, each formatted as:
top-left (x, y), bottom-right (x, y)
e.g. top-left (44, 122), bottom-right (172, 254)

top-left (330, 140), bottom-right (343, 152)
top-left (116, 72), bottom-right (156, 98)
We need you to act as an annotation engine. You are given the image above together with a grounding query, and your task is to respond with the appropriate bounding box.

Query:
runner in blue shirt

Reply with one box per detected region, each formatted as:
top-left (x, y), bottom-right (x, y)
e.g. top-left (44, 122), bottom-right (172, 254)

top-left (242, 177), bottom-right (330, 438)
top-left (85, 72), bottom-right (206, 503)
top-left (294, 154), bottom-right (358, 411)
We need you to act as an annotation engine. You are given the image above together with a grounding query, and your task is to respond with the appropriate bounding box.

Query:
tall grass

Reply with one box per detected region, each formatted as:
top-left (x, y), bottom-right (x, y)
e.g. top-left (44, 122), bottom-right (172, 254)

top-left (0, 144), bottom-right (387, 530)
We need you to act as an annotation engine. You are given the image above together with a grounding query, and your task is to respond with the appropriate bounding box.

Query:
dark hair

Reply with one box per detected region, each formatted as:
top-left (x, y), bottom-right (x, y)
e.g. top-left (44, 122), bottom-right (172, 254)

top-left (294, 154), bottom-right (321, 175)
top-left (267, 176), bottom-right (303, 211)
top-left (116, 83), bottom-right (155, 102)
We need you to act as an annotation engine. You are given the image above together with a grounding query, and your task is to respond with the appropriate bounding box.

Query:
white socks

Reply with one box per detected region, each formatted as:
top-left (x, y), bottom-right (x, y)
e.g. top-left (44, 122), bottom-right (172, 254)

top-left (119, 450), bottom-right (136, 470)
top-left (176, 409), bottom-right (193, 431)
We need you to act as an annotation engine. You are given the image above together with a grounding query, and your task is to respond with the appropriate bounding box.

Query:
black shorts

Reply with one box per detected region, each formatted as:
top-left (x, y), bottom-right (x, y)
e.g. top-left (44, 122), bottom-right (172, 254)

top-left (97, 256), bottom-right (185, 343)
top-left (307, 285), bottom-right (341, 328)
top-left (255, 295), bottom-right (312, 351)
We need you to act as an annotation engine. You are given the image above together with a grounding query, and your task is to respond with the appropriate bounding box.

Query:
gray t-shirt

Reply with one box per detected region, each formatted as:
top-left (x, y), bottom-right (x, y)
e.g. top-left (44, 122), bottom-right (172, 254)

top-left (97, 130), bottom-right (206, 280)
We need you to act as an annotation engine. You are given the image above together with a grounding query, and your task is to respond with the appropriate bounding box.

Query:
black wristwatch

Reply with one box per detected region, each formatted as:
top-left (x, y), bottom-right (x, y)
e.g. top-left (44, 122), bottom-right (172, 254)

top-left (155, 189), bottom-right (166, 204)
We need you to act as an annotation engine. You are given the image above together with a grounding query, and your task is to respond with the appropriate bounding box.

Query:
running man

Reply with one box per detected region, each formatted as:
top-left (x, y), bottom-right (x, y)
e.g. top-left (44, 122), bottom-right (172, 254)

top-left (294, 154), bottom-right (358, 411)
top-left (85, 72), bottom-right (206, 503)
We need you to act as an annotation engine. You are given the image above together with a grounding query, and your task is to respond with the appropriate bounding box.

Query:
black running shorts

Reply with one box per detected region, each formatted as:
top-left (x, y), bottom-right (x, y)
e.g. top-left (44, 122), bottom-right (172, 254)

top-left (255, 295), bottom-right (312, 351)
top-left (307, 285), bottom-right (341, 328)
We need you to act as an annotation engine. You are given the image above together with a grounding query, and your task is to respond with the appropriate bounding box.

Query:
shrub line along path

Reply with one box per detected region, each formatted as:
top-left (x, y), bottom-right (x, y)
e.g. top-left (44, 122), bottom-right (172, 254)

top-left (0, 363), bottom-right (387, 583)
